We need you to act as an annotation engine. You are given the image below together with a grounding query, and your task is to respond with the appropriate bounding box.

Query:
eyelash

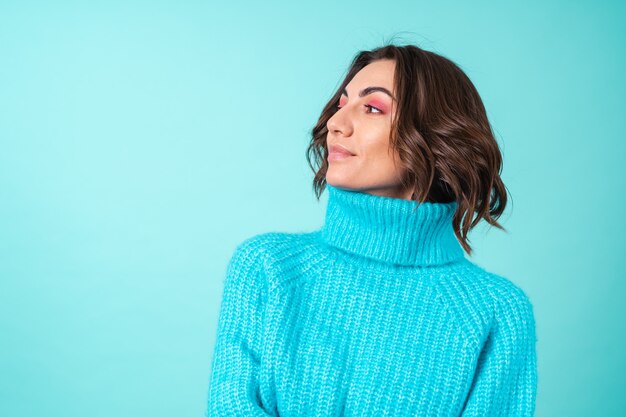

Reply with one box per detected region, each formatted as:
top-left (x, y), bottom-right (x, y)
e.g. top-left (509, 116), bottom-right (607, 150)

top-left (336, 104), bottom-right (383, 114)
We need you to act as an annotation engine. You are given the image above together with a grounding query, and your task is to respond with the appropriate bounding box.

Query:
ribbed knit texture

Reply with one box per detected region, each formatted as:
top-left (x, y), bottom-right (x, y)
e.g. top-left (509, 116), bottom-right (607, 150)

top-left (206, 184), bottom-right (538, 416)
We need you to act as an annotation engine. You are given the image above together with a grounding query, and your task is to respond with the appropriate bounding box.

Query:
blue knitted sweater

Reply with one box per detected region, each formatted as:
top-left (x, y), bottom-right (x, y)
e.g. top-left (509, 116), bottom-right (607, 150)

top-left (206, 184), bottom-right (537, 416)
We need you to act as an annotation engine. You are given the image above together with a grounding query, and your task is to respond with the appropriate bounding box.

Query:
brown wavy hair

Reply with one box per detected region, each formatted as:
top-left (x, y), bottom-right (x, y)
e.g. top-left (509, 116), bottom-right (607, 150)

top-left (305, 42), bottom-right (510, 256)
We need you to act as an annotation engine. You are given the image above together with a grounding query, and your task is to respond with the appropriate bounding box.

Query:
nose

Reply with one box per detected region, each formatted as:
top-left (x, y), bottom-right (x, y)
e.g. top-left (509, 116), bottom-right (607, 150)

top-left (326, 104), bottom-right (353, 137)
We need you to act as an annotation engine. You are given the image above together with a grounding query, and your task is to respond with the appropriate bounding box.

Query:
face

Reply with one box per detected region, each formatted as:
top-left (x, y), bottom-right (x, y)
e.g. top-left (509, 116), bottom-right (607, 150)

top-left (325, 59), bottom-right (412, 200)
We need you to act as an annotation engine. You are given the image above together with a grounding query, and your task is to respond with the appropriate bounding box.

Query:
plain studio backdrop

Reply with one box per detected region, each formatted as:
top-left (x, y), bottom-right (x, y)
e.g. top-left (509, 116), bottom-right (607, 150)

top-left (1, 1), bottom-right (624, 416)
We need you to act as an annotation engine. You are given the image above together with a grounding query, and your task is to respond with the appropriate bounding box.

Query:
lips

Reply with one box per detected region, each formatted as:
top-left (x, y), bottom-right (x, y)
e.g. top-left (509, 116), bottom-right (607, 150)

top-left (329, 144), bottom-right (355, 156)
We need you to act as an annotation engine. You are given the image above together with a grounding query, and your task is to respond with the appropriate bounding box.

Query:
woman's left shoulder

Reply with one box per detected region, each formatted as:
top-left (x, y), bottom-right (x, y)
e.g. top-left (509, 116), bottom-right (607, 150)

top-left (457, 259), bottom-right (535, 319)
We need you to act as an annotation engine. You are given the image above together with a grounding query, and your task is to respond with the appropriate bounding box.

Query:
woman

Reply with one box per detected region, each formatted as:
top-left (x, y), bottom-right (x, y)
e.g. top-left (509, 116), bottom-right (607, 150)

top-left (207, 43), bottom-right (537, 416)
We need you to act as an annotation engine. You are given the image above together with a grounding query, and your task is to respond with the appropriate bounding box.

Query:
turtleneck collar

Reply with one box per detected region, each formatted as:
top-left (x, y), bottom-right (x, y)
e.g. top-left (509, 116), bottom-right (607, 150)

top-left (319, 183), bottom-right (466, 267)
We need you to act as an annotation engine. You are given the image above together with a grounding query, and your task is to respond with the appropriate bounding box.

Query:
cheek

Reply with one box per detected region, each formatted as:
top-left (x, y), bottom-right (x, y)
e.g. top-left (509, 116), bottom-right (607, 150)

top-left (355, 147), bottom-right (397, 179)
top-left (364, 136), bottom-right (394, 163)
top-left (353, 125), bottom-right (395, 168)
top-left (367, 141), bottom-right (404, 174)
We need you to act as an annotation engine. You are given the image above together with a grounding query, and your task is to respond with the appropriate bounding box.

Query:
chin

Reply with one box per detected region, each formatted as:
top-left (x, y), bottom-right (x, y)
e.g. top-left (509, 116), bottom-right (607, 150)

top-left (325, 176), bottom-right (350, 189)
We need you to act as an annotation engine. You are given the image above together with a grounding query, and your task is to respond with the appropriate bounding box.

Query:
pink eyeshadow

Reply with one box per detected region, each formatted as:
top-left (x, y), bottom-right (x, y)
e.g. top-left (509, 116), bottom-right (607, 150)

top-left (368, 99), bottom-right (389, 113)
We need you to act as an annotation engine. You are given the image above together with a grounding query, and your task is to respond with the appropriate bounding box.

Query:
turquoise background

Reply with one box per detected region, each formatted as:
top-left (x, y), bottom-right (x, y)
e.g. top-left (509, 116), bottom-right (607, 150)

top-left (1, 1), bottom-right (624, 416)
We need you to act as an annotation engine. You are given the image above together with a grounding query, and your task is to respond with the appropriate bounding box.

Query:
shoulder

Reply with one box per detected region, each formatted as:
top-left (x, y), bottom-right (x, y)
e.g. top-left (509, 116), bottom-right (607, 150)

top-left (463, 261), bottom-right (536, 338)
top-left (453, 260), bottom-right (534, 311)
top-left (478, 265), bottom-right (534, 320)
top-left (232, 231), bottom-right (319, 260)
top-left (227, 231), bottom-right (322, 288)
top-left (438, 259), bottom-right (536, 343)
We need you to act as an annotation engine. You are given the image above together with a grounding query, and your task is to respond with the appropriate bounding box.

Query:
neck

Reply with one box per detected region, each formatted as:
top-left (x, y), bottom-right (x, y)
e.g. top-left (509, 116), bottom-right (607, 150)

top-left (319, 183), bottom-right (466, 267)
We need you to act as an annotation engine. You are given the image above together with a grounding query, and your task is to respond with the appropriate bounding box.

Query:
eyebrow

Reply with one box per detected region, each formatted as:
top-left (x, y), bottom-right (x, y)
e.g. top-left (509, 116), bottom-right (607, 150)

top-left (341, 86), bottom-right (396, 102)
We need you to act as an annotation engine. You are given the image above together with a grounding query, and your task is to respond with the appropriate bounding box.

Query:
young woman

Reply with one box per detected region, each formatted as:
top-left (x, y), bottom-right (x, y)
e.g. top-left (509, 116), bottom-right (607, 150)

top-left (207, 43), bottom-right (537, 417)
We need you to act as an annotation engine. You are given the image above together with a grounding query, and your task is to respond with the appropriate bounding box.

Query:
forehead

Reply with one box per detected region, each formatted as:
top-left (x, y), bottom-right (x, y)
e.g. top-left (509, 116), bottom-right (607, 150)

top-left (347, 59), bottom-right (396, 90)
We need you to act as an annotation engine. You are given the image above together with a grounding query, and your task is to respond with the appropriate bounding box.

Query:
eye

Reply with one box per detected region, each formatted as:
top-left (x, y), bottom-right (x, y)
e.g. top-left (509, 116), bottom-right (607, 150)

top-left (365, 104), bottom-right (383, 114)
top-left (335, 103), bottom-right (383, 114)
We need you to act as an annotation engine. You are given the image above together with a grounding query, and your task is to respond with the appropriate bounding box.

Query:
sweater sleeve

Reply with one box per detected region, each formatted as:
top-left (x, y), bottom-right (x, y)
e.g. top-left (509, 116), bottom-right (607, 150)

top-left (460, 286), bottom-right (538, 417)
top-left (206, 238), bottom-right (275, 416)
